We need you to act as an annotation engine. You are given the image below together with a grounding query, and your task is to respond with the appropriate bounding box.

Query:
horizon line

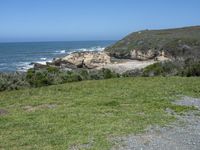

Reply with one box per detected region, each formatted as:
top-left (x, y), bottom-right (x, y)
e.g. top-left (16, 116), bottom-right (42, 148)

top-left (0, 39), bottom-right (117, 44)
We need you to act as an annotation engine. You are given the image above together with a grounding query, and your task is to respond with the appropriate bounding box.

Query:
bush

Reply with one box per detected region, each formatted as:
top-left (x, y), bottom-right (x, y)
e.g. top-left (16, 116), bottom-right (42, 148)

top-left (102, 68), bottom-right (119, 79)
top-left (180, 60), bottom-right (200, 77)
top-left (26, 68), bottom-right (62, 87)
top-left (143, 63), bottom-right (164, 77)
top-left (122, 69), bottom-right (143, 77)
top-left (46, 66), bottom-right (59, 73)
top-left (60, 71), bottom-right (82, 83)
top-left (142, 61), bottom-right (179, 77)
top-left (78, 69), bottom-right (91, 80)
top-left (0, 72), bottom-right (30, 91)
top-left (26, 68), bottom-right (91, 87)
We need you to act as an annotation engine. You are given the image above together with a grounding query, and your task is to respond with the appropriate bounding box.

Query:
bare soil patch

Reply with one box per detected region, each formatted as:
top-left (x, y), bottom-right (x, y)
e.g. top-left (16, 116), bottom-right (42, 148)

top-left (0, 108), bottom-right (8, 116)
top-left (111, 96), bottom-right (200, 150)
top-left (23, 104), bottom-right (57, 112)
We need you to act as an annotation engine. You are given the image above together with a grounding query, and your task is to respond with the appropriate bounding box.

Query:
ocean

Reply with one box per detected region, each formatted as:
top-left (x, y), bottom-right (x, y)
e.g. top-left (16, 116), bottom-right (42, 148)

top-left (0, 41), bottom-right (115, 72)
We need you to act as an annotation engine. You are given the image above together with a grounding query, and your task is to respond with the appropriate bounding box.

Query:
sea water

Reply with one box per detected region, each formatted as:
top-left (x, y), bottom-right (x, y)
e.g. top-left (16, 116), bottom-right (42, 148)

top-left (0, 41), bottom-right (114, 72)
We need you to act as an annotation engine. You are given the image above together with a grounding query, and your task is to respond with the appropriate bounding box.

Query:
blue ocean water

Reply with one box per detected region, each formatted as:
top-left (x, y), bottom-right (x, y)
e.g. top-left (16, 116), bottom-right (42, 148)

top-left (0, 41), bottom-right (115, 72)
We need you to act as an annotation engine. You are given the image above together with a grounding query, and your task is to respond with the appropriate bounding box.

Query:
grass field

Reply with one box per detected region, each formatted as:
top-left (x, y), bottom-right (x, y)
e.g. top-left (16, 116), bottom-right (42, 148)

top-left (0, 77), bottom-right (200, 149)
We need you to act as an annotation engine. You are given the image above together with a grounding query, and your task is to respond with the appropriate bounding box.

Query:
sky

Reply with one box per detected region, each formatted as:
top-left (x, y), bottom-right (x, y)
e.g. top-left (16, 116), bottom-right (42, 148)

top-left (0, 0), bottom-right (200, 42)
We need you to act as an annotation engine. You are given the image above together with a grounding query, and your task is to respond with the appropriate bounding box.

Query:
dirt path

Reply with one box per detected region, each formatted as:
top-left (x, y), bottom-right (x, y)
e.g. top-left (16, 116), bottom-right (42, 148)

top-left (111, 96), bottom-right (200, 150)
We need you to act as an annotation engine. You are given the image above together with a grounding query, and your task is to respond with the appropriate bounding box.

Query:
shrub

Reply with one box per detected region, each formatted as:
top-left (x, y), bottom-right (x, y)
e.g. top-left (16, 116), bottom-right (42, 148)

top-left (0, 72), bottom-right (30, 91)
top-left (26, 68), bottom-right (58, 87)
top-left (46, 66), bottom-right (59, 73)
top-left (78, 69), bottom-right (91, 80)
top-left (143, 63), bottom-right (164, 77)
top-left (60, 71), bottom-right (82, 83)
top-left (142, 61), bottom-right (179, 77)
top-left (180, 61), bottom-right (200, 77)
top-left (102, 68), bottom-right (119, 79)
top-left (122, 69), bottom-right (143, 77)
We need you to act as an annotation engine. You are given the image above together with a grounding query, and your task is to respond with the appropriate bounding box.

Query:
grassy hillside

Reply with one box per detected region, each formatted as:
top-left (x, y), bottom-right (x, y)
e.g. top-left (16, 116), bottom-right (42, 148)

top-left (105, 26), bottom-right (200, 59)
top-left (0, 77), bottom-right (200, 149)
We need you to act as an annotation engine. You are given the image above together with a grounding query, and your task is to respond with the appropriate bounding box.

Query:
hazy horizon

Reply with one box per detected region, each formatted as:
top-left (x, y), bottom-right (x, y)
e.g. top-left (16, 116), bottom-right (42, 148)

top-left (0, 0), bottom-right (200, 42)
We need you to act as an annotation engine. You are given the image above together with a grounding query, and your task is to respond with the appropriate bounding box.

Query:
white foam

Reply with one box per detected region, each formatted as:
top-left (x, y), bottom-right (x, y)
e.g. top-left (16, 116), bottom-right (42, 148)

top-left (0, 63), bottom-right (6, 66)
top-left (40, 57), bottom-right (47, 61)
top-left (16, 59), bottom-right (52, 72)
top-left (36, 59), bottom-right (52, 65)
top-left (55, 50), bottom-right (66, 54)
top-left (16, 62), bottom-right (34, 72)
top-left (16, 46), bottom-right (105, 72)
top-left (71, 46), bottom-right (105, 53)
top-left (60, 50), bottom-right (66, 54)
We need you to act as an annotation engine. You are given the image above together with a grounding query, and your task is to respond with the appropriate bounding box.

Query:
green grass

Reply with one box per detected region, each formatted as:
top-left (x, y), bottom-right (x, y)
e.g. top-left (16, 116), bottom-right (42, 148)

top-left (0, 77), bottom-right (200, 149)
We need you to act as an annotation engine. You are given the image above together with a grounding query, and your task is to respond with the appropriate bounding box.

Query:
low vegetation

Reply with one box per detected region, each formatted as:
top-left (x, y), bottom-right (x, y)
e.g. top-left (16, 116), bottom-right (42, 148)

top-left (0, 77), bottom-right (200, 149)
top-left (1, 59), bottom-right (200, 92)
top-left (0, 67), bottom-right (119, 91)
top-left (0, 72), bottom-right (30, 91)
top-left (105, 26), bottom-right (200, 59)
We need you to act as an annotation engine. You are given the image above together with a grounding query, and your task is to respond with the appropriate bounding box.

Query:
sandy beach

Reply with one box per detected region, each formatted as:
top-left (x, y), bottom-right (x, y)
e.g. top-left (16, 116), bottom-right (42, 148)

top-left (97, 55), bottom-right (169, 74)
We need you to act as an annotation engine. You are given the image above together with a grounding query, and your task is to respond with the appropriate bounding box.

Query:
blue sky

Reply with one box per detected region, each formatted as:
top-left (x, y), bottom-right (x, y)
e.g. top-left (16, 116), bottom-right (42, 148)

top-left (0, 0), bottom-right (200, 42)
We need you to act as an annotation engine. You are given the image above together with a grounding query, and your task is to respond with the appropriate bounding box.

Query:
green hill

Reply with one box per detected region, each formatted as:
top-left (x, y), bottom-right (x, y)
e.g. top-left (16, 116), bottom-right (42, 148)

top-left (1, 77), bottom-right (200, 149)
top-left (105, 26), bottom-right (200, 59)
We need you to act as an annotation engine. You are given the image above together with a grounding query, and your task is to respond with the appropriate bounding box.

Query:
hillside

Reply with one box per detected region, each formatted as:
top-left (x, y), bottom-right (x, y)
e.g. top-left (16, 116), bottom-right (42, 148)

top-left (105, 26), bottom-right (200, 60)
top-left (1, 77), bottom-right (200, 149)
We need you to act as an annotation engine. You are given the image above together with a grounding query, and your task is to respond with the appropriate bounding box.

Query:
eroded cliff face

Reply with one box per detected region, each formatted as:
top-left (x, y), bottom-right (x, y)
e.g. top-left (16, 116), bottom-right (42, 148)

top-left (130, 49), bottom-right (156, 60)
top-left (107, 49), bottom-right (168, 61)
top-left (131, 50), bottom-right (171, 60)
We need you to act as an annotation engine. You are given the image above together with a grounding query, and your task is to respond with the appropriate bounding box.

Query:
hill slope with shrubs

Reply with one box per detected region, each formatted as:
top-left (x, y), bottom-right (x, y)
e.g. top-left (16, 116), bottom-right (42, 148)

top-left (105, 26), bottom-right (200, 59)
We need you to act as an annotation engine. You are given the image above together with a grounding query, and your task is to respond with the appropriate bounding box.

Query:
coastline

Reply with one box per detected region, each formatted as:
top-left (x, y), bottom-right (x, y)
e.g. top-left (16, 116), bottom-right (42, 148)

top-left (0, 41), bottom-right (114, 72)
top-left (30, 50), bottom-right (169, 74)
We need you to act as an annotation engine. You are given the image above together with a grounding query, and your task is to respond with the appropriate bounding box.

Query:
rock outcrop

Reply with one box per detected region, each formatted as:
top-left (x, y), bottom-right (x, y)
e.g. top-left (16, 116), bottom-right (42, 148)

top-left (47, 58), bottom-right (77, 69)
top-left (130, 49), bottom-right (157, 60)
top-left (60, 51), bottom-right (111, 69)
top-left (32, 51), bottom-right (111, 70)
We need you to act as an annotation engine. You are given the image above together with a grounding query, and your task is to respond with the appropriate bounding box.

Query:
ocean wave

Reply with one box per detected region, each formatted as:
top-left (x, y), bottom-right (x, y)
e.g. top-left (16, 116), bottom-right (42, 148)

top-left (54, 46), bottom-right (105, 55)
top-left (15, 46), bottom-right (105, 72)
top-left (0, 63), bottom-right (6, 66)
top-left (76, 46), bottom-right (105, 52)
top-left (40, 57), bottom-right (47, 61)
top-left (66, 46), bottom-right (105, 54)
top-left (16, 59), bottom-right (52, 72)
top-left (55, 50), bottom-right (66, 54)
top-left (60, 50), bottom-right (66, 54)
top-left (16, 62), bottom-right (34, 72)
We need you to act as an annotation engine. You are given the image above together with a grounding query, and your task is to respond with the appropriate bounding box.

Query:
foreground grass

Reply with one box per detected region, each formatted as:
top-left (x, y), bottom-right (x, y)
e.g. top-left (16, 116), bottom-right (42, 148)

top-left (0, 77), bottom-right (200, 149)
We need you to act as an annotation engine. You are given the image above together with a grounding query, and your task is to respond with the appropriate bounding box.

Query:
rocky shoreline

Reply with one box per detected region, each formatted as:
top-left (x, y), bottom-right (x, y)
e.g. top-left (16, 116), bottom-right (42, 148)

top-left (32, 50), bottom-right (169, 74)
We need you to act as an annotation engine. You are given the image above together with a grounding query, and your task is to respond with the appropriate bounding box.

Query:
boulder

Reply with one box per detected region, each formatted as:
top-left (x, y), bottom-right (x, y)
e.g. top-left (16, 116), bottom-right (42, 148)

top-left (49, 58), bottom-right (77, 69)
top-left (32, 63), bottom-right (48, 69)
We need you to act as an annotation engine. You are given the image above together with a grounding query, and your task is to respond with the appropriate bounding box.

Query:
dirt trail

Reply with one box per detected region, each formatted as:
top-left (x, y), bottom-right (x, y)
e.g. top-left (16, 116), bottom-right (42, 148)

top-left (111, 96), bottom-right (200, 150)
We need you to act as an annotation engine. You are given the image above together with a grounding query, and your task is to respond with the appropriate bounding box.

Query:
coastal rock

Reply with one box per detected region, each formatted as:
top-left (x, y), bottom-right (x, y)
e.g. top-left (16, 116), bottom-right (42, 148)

top-left (130, 49), bottom-right (157, 60)
top-left (61, 51), bottom-right (111, 69)
top-left (48, 59), bottom-right (77, 69)
top-left (32, 63), bottom-right (48, 69)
